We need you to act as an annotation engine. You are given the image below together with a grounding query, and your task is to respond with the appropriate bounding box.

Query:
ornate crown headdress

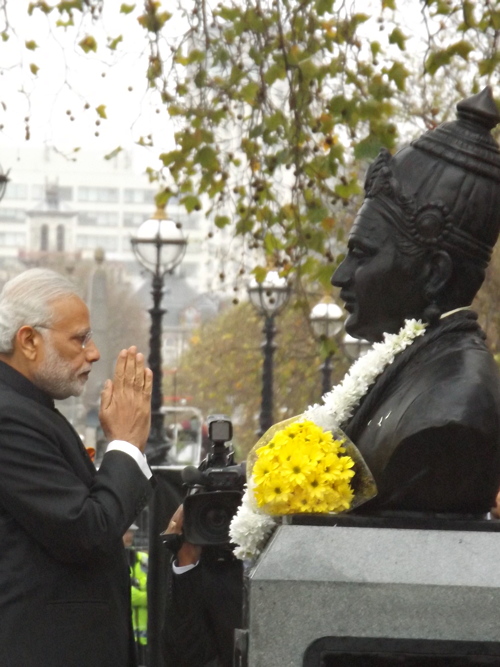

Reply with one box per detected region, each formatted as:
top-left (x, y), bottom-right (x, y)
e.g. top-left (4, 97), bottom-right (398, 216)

top-left (363, 87), bottom-right (500, 268)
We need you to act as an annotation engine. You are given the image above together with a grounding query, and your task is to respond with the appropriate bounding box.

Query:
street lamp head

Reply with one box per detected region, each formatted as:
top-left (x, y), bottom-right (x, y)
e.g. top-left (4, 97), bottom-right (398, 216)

top-left (342, 333), bottom-right (371, 361)
top-left (310, 299), bottom-right (343, 339)
top-left (247, 270), bottom-right (291, 318)
top-left (131, 207), bottom-right (187, 276)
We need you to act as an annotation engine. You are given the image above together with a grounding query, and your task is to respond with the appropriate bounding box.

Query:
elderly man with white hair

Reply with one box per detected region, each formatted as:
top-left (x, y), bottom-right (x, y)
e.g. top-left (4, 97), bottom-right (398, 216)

top-left (0, 268), bottom-right (153, 667)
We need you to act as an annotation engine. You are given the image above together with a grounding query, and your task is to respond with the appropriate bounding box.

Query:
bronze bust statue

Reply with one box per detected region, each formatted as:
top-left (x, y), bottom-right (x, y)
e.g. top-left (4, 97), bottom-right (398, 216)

top-left (332, 87), bottom-right (500, 515)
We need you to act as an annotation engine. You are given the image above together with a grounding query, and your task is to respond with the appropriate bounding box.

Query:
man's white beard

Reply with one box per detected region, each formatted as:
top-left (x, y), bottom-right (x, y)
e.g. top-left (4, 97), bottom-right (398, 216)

top-left (32, 337), bottom-right (91, 400)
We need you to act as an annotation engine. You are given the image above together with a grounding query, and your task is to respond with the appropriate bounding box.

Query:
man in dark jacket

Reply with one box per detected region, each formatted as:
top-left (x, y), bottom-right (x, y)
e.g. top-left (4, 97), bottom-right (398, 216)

top-left (161, 505), bottom-right (243, 667)
top-left (0, 268), bottom-right (153, 667)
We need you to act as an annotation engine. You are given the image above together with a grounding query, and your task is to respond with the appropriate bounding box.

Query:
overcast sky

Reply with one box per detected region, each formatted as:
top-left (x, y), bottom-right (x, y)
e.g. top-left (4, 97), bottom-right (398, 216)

top-left (0, 0), bottom-right (186, 172)
top-left (0, 0), bottom-right (424, 173)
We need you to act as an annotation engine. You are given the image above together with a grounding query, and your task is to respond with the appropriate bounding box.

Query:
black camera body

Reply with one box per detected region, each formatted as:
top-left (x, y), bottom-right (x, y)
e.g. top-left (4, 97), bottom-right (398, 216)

top-left (182, 415), bottom-right (245, 547)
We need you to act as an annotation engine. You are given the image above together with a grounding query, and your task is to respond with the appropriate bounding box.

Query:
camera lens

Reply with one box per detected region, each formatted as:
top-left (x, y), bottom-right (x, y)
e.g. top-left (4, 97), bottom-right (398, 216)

top-left (184, 491), bottom-right (243, 545)
top-left (199, 499), bottom-right (235, 541)
top-left (205, 507), bottom-right (231, 530)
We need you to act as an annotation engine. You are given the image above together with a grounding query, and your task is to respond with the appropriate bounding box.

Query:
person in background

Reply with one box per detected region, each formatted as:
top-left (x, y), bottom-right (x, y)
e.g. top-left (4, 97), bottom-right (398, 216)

top-left (160, 504), bottom-right (243, 667)
top-left (123, 523), bottom-right (149, 666)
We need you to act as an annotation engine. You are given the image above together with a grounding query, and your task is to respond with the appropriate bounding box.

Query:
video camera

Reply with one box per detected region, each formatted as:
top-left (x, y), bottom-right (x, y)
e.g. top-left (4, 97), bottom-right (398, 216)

top-left (180, 415), bottom-right (245, 547)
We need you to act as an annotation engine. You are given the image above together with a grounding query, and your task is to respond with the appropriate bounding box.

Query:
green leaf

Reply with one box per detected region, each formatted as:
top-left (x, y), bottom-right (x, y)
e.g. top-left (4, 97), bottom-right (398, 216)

top-left (195, 146), bottom-right (219, 171)
top-left (462, 1), bottom-right (475, 27)
top-left (425, 50), bottom-right (452, 75)
top-left (120, 3), bottom-right (135, 14)
top-left (181, 195), bottom-right (202, 213)
top-left (491, 11), bottom-right (500, 30)
top-left (25, 40), bottom-right (38, 51)
top-left (252, 266), bottom-right (268, 283)
top-left (309, 205), bottom-right (328, 224)
top-left (315, 0), bottom-right (334, 16)
top-left (264, 62), bottom-right (286, 85)
top-left (241, 81), bottom-right (260, 105)
top-left (353, 136), bottom-right (384, 160)
top-left (104, 146), bottom-right (123, 160)
top-left (214, 215), bottom-right (231, 229)
top-left (78, 35), bottom-right (97, 54)
top-left (388, 27), bottom-right (407, 51)
top-left (386, 62), bottom-right (409, 91)
top-left (187, 49), bottom-right (205, 65)
top-left (28, 1), bottom-right (52, 14)
top-left (217, 6), bottom-right (240, 21)
top-left (96, 105), bottom-right (107, 119)
top-left (29, 63), bottom-right (39, 75)
top-left (108, 35), bottom-right (123, 51)
top-left (334, 179), bottom-right (361, 198)
top-left (449, 40), bottom-right (473, 60)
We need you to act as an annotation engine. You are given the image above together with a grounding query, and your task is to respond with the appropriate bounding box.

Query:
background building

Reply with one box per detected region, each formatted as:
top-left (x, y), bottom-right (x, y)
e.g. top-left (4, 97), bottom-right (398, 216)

top-left (0, 144), bottom-right (229, 295)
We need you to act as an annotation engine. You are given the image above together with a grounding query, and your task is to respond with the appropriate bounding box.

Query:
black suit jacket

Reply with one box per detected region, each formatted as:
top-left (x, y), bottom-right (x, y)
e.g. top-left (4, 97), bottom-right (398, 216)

top-left (161, 553), bottom-right (243, 667)
top-left (0, 361), bottom-right (153, 667)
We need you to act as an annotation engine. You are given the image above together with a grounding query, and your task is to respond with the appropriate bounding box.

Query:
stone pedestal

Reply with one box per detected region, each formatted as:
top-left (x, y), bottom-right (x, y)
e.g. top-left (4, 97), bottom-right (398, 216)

top-left (246, 518), bottom-right (500, 666)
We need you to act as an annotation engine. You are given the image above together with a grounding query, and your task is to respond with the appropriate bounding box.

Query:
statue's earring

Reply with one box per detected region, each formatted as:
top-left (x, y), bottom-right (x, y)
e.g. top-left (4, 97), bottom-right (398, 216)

top-left (423, 290), bottom-right (441, 325)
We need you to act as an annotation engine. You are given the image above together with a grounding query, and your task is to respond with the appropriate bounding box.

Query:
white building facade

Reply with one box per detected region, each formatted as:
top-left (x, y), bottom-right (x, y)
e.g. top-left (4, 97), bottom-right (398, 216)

top-left (0, 144), bottom-right (224, 294)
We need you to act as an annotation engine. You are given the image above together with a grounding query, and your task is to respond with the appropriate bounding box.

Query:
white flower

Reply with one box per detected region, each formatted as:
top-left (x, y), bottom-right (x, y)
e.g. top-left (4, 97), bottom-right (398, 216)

top-left (230, 319), bottom-right (426, 560)
top-left (229, 490), bottom-right (277, 560)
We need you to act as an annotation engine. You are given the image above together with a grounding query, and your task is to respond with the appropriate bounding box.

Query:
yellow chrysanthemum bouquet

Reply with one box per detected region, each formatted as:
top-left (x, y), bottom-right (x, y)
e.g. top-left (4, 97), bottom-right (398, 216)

top-left (250, 419), bottom-right (357, 515)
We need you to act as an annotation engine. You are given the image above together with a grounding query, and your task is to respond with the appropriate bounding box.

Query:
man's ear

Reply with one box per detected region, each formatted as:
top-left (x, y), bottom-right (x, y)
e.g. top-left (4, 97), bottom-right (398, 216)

top-left (423, 250), bottom-right (453, 301)
top-left (16, 326), bottom-right (42, 361)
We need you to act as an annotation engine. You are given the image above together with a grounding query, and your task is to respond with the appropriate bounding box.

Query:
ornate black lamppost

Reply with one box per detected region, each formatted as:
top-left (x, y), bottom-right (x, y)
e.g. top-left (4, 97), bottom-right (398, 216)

top-left (131, 205), bottom-right (187, 454)
top-left (248, 270), bottom-right (290, 437)
top-left (0, 165), bottom-right (9, 201)
top-left (309, 299), bottom-right (343, 397)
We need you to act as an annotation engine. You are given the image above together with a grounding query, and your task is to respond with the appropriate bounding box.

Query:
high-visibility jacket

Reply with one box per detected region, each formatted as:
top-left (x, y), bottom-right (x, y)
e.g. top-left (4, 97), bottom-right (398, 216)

top-left (130, 551), bottom-right (148, 646)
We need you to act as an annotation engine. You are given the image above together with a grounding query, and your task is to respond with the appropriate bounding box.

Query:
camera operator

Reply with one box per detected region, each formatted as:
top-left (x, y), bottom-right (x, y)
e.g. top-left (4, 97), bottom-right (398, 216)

top-left (160, 416), bottom-right (244, 667)
top-left (161, 505), bottom-right (243, 667)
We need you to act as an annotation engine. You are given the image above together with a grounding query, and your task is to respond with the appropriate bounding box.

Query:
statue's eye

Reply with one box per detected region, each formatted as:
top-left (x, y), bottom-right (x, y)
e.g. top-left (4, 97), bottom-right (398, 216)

top-left (350, 245), bottom-right (370, 260)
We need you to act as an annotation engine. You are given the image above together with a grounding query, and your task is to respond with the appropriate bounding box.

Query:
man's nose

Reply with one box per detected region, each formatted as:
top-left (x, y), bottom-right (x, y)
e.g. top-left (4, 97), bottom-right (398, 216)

top-left (85, 339), bottom-right (100, 363)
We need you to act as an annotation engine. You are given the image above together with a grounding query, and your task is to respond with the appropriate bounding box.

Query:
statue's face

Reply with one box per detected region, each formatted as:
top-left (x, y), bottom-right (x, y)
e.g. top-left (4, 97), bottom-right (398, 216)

top-left (331, 200), bottom-right (427, 342)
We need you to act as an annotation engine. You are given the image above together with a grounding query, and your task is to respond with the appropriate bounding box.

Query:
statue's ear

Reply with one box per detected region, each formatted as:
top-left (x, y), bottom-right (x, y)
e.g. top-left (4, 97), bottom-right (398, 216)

top-left (423, 250), bottom-right (453, 301)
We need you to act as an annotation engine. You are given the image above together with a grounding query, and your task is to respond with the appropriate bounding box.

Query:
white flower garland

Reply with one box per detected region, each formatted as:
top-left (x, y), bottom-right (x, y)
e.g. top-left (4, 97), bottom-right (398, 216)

top-left (229, 318), bottom-right (427, 560)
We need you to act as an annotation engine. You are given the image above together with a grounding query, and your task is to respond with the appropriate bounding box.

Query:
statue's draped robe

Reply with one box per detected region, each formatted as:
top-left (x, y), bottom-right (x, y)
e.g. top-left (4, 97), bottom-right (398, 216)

top-left (344, 311), bottom-right (500, 515)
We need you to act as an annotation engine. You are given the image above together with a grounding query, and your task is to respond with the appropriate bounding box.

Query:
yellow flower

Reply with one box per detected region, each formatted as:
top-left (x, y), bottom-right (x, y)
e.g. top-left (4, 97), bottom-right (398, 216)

top-left (250, 419), bottom-right (356, 516)
top-left (252, 456), bottom-right (279, 487)
top-left (280, 452), bottom-right (315, 486)
top-left (254, 477), bottom-right (293, 508)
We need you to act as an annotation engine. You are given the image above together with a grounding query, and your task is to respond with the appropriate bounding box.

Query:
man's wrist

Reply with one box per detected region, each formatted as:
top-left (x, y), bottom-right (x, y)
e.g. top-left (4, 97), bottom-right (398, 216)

top-left (105, 440), bottom-right (152, 479)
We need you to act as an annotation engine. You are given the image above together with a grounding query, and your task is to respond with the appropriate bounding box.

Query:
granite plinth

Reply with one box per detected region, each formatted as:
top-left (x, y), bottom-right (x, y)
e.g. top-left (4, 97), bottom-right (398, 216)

top-left (247, 522), bottom-right (500, 667)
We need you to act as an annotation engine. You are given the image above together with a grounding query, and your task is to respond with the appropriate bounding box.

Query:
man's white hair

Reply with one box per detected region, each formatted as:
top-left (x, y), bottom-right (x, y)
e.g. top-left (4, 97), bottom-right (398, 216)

top-left (0, 268), bottom-right (81, 354)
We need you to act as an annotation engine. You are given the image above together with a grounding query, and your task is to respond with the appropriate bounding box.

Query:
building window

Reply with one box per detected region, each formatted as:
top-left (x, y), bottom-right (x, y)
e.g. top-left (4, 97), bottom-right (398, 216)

top-left (40, 224), bottom-right (49, 251)
top-left (79, 211), bottom-right (119, 227)
top-left (4, 183), bottom-right (28, 201)
top-left (77, 187), bottom-right (119, 203)
top-left (56, 225), bottom-right (65, 252)
top-left (31, 185), bottom-right (73, 202)
top-left (76, 235), bottom-right (119, 251)
top-left (0, 232), bottom-right (25, 247)
top-left (123, 188), bottom-right (155, 205)
top-left (0, 208), bottom-right (25, 223)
